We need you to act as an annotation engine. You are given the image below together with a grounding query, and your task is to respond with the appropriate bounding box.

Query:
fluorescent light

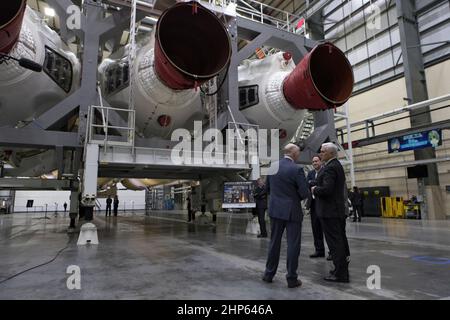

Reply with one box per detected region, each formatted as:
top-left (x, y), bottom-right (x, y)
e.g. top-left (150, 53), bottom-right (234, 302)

top-left (44, 7), bottom-right (56, 17)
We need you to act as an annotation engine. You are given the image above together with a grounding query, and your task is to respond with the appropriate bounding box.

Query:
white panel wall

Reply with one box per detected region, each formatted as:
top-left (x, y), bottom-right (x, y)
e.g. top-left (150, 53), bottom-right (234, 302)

top-left (13, 186), bottom-right (146, 212)
top-left (14, 190), bottom-right (71, 212)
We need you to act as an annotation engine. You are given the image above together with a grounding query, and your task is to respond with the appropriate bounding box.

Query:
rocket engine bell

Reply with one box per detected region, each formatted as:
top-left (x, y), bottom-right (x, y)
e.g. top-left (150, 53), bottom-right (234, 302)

top-left (0, 1), bottom-right (26, 54)
top-left (100, 1), bottom-right (231, 138)
top-left (0, 1), bottom-right (80, 128)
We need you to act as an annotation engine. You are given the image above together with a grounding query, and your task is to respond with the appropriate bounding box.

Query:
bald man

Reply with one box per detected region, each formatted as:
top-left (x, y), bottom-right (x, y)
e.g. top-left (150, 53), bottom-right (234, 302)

top-left (262, 144), bottom-right (309, 288)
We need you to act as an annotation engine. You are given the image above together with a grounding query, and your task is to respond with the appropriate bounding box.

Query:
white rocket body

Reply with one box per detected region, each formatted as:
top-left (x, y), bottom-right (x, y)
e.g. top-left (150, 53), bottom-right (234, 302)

top-left (0, 7), bottom-right (80, 128)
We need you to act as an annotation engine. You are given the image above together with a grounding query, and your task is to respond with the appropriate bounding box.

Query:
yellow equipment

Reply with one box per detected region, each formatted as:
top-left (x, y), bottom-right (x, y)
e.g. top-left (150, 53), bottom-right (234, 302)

top-left (381, 197), bottom-right (405, 218)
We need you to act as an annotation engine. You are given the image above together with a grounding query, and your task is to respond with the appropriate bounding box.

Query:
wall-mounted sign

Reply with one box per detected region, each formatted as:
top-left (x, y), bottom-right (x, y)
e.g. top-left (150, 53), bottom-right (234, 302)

top-left (222, 182), bottom-right (256, 209)
top-left (388, 129), bottom-right (442, 153)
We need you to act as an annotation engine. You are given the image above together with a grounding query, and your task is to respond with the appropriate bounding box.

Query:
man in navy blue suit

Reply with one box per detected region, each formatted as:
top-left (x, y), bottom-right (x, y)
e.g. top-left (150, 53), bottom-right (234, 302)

top-left (262, 144), bottom-right (309, 288)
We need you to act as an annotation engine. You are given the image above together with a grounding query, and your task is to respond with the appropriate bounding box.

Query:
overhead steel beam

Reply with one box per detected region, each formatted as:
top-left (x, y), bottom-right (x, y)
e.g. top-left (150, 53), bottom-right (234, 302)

top-left (106, 0), bottom-right (163, 16)
top-left (0, 128), bottom-right (80, 148)
top-left (236, 16), bottom-right (315, 59)
top-left (415, 0), bottom-right (446, 14)
top-left (0, 178), bottom-right (72, 190)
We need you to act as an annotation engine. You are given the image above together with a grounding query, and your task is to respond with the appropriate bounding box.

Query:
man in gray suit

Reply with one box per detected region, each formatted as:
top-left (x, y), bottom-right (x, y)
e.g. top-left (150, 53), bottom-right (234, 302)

top-left (262, 144), bottom-right (309, 288)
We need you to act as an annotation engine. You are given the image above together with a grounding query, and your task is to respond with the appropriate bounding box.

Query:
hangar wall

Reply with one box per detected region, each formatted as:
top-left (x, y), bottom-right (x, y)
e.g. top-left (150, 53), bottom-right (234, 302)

top-left (343, 59), bottom-right (450, 218)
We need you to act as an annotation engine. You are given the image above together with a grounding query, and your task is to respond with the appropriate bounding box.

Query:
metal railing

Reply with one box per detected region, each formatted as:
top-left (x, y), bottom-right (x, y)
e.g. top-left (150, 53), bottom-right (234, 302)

top-left (87, 105), bottom-right (136, 147)
top-left (100, 145), bottom-right (250, 168)
top-left (292, 111), bottom-right (314, 142)
top-left (205, 0), bottom-right (304, 34)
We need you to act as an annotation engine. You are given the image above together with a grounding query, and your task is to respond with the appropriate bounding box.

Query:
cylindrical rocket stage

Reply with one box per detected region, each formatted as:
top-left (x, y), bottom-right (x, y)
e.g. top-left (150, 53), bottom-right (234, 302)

top-left (0, 0), bottom-right (26, 53)
top-left (283, 42), bottom-right (354, 110)
top-left (154, 1), bottom-right (231, 90)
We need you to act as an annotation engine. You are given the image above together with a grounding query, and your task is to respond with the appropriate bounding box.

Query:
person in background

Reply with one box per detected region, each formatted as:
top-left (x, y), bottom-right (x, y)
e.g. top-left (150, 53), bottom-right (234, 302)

top-left (113, 195), bottom-right (119, 216)
top-left (187, 195), bottom-right (195, 222)
top-left (311, 142), bottom-right (350, 283)
top-left (306, 155), bottom-right (326, 258)
top-left (254, 178), bottom-right (268, 238)
top-left (63, 202), bottom-right (67, 213)
top-left (351, 186), bottom-right (362, 222)
top-left (106, 196), bottom-right (112, 217)
top-left (262, 144), bottom-right (309, 288)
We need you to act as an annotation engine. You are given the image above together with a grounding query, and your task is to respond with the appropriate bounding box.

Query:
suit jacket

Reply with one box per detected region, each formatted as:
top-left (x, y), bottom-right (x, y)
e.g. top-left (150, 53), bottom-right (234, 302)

top-left (305, 169), bottom-right (320, 212)
top-left (254, 185), bottom-right (268, 210)
top-left (266, 157), bottom-right (309, 221)
top-left (313, 158), bottom-right (346, 219)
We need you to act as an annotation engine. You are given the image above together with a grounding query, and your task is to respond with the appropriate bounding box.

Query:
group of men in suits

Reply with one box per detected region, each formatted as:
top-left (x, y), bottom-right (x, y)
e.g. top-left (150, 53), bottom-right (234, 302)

top-left (261, 142), bottom-right (350, 288)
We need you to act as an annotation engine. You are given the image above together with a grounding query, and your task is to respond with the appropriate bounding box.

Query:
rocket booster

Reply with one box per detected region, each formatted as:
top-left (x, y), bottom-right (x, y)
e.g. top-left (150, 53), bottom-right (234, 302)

top-left (0, 1), bottom-right (80, 128)
top-left (101, 1), bottom-right (231, 138)
top-left (238, 42), bottom-right (354, 142)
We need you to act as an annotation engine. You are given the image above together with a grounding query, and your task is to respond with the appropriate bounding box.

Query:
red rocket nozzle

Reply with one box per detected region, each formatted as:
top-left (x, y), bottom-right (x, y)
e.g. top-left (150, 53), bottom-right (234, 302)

top-left (154, 1), bottom-right (231, 90)
top-left (283, 42), bottom-right (354, 110)
top-left (0, 0), bottom-right (26, 54)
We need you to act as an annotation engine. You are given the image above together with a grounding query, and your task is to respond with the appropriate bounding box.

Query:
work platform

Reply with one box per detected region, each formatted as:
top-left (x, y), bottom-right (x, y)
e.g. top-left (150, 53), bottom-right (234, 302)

top-left (97, 145), bottom-right (251, 179)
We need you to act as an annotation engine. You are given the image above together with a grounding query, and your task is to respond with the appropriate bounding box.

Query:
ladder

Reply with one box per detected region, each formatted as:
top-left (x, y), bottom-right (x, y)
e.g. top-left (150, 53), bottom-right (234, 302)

top-left (292, 111), bottom-right (315, 142)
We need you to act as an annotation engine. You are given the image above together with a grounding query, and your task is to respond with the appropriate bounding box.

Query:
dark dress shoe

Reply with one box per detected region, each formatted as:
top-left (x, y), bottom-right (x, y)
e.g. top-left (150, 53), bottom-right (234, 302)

top-left (309, 252), bottom-right (325, 258)
top-left (262, 275), bottom-right (273, 283)
top-left (324, 275), bottom-right (349, 283)
top-left (257, 234), bottom-right (268, 238)
top-left (329, 269), bottom-right (336, 275)
top-left (326, 254), bottom-right (333, 261)
top-left (287, 279), bottom-right (302, 288)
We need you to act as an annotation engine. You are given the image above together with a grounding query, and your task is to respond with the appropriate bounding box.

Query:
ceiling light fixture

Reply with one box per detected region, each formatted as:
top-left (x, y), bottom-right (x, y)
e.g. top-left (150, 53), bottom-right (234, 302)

top-left (44, 7), bottom-right (56, 17)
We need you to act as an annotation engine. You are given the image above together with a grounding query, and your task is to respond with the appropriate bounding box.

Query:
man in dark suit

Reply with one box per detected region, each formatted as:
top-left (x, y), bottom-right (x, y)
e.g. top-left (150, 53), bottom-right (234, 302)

top-left (113, 195), bottom-right (119, 216)
top-left (106, 196), bottom-right (112, 217)
top-left (262, 144), bottom-right (309, 288)
top-left (254, 178), bottom-right (268, 238)
top-left (311, 142), bottom-right (350, 283)
top-left (306, 156), bottom-right (326, 258)
top-left (350, 186), bottom-right (362, 222)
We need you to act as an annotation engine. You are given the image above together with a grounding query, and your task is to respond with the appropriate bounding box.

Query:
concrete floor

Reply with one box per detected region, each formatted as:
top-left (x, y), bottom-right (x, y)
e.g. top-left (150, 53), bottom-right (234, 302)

top-left (0, 210), bottom-right (449, 300)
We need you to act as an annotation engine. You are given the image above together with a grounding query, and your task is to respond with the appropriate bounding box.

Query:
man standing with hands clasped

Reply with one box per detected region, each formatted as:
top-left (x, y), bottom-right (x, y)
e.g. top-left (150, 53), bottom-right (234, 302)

top-left (306, 156), bottom-right (326, 258)
top-left (311, 142), bottom-right (350, 283)
top-left (262, 144), bottom-right (309, 288)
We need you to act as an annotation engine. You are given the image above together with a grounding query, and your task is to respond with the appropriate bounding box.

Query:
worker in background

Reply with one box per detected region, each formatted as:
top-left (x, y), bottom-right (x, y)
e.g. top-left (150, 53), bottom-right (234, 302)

top-left (187, 195), bottom-right (195, 222)
top-left (350, 186), bottom-right (362, 222)
top-left (113, 195), bottom-right (119, 216)
top-left (106, 196), bottom-right (112, 217)
top-left (253, 178), bottom-right (268, 238)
